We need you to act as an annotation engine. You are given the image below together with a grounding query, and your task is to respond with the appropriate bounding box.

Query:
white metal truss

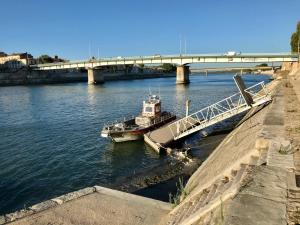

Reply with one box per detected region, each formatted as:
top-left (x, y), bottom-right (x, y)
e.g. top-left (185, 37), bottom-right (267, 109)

top-left (168, 81), bottom-right (270, 140)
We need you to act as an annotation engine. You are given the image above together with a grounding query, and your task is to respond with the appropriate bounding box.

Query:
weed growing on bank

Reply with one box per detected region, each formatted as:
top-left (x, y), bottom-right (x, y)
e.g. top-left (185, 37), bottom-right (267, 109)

top-left (169, 177), bottom-right (189, 208)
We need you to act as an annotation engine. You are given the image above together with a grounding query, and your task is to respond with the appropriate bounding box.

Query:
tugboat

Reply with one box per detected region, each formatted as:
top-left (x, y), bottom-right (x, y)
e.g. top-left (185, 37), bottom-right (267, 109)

top-left (101, 95), bottom-right (176, 142)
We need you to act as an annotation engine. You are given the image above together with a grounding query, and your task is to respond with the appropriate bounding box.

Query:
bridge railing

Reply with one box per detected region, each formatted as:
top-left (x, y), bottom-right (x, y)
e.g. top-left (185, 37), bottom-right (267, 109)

top-left (102, 115), bottom-right (135, 129)
top-left (31, 53), bottom-right (298, 69)
top-left (167, 81), bottom-right (269, 140)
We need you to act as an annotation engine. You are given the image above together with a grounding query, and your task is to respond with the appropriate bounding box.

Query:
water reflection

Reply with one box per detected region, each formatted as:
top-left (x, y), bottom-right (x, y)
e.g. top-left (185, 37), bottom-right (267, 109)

top-left (87, 84), bottom-right (99, 112)
top-left (102, 140), bottom-right (161, 182)
top-left (173, 84), bottom-right (190, 116)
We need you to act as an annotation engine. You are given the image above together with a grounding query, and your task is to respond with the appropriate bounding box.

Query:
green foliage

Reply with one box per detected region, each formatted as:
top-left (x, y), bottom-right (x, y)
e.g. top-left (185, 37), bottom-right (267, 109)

top-left (290, 21), bottom-right (300, 53)
top-left (162, 63), bottom-right (176, 73)
top-left (256, 63), bottom-right (268, 67)
top-left (125, 64), bottom-right (133, 73)
top-left (278, 143), bottom-right (292, 155)
top-left (79, 68), bottom-right (87, 73)
top-left (37, 55), bottom-right (66, 64)
top-left (37, 55), bottom-right (53, 64)
top-left (168, 177), bottom-right (188, 208)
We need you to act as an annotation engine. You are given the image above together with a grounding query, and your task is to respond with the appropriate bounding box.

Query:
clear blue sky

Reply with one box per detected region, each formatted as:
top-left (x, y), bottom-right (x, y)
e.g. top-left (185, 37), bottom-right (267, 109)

top-left (0, 0), bottom-right (299, 60)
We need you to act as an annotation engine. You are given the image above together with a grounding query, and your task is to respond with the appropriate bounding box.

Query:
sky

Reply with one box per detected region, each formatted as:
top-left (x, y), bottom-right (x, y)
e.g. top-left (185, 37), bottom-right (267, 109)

top-left (0, 0), bottom-right (299, 60)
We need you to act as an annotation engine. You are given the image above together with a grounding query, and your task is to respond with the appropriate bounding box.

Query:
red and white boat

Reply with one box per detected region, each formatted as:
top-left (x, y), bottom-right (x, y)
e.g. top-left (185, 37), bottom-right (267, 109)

top-left (101, 95), bottom-right (176, 142)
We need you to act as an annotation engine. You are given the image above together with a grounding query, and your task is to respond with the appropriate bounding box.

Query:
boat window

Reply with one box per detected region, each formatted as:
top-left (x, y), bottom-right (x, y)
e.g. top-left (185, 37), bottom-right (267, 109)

top-left (155, 105), bottom-right (160, 112)
top-left (145, 107), bottom-right (153, 112)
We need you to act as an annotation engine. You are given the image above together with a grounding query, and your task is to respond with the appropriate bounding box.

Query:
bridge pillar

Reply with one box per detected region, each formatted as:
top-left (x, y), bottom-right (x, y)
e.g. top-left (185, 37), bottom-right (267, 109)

top-left (176, 65), bottom-right (190, 84)
top-left (87, 68), bottom-right (104, 84)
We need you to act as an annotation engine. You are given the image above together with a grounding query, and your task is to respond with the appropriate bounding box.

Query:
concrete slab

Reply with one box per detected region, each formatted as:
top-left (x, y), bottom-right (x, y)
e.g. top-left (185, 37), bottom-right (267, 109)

top-left (145, 117), bottom-right (199, 145)
top-left (159, 78), bottom-right (295, 225)
top-left (6, 186), bottom-right (171, 225)
top-left (223, 194), bottom-right (286, 225)
top-left (222, 166), bottom-right (288, 225)
top-left (238, 166), bottom-right (288, 203)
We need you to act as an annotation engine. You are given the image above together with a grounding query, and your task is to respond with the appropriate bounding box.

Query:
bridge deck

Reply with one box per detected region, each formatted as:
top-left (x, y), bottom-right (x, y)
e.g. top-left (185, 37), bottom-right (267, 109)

top-left (31, 53), bottom-right (298, 70)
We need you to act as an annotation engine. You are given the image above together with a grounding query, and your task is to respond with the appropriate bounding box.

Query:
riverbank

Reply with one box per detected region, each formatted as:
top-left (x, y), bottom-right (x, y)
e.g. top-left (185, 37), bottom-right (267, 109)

top-left (0, 69), bottom-right (175, 86)
top-left (0, 133), bottom-right (230, 224)
top-left (0, 67), bottom-right (271, 86)
top-left (0, 69), bottom-right (86, 86)
top-left (162, 64), bottom-right (300, 225)
top-left (109, 133), bottom-right (228, 201)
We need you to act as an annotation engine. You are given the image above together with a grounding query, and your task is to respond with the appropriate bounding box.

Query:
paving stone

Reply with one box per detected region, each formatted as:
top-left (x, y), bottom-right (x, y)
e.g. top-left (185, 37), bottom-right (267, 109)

top-left (29, 200), bottom-right (57, 212)
top-left (55, 187), bottom-right (95, 203)
top-left (0, 216), bottom-right (5, 224)
top-left (5, 210), bottom-right (34, 223)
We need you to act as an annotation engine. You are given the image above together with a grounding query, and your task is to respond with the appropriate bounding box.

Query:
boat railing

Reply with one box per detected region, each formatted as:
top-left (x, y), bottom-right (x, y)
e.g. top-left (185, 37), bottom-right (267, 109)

top-left (103, 112), bottom-right (175, 131)
top-left (103, 115), bottom-right (135, 129)
top-left (149, 112), bottom-right (175, 126)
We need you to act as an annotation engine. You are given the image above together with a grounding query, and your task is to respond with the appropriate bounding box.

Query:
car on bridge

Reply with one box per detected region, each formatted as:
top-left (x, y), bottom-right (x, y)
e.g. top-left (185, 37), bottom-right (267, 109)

top-left (224, 51), bottom-right (241, 56)
top-left (153, 54), bottom-right (161, 58)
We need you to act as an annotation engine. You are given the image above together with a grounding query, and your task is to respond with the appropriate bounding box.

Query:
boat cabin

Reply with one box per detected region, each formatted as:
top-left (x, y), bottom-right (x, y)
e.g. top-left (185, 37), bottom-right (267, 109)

top-left (142, 95), bottom-right (161, 117)
top-left (135, 95), bottom-right (162, 127)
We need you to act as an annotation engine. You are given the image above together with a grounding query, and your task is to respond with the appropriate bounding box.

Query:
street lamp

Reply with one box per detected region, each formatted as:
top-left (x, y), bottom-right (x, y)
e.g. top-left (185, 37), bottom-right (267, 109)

top-left (179, 35), bottom-right (182, 56)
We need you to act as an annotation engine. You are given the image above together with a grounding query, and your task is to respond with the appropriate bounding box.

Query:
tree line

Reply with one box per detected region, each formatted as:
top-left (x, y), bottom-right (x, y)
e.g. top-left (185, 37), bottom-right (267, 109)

top-left (37, 55), bottom-right (67, 64)
top-left (290, 21), bottom-right (300, 53)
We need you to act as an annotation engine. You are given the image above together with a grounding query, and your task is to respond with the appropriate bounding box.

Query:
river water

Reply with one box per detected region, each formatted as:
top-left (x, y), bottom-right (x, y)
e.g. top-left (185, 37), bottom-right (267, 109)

top-left (0, 73), bottom-right (269, 215)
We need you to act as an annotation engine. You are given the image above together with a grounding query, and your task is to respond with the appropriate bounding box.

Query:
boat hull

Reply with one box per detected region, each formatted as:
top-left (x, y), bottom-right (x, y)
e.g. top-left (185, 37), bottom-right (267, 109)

top-left (110, 132), bottom-right (143, 142)
top-left (101, 115), bottom-right (176, 143)
top-left (102, 126), bottom-right (152, 142)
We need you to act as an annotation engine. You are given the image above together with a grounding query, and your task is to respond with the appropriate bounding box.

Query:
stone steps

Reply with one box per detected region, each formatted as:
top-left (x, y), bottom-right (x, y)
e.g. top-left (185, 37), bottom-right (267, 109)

top-left (256, 149), bottom-right (268, 165)
top-left (167, 190), bottom-right (209, 225)
top-left (177, 191), bottom-right (208, 224)
top-left (211, 177), bottom-right (232, 200)
top-left (287, 189), bottom-right (300, 225)
top-left (165, 162), bottom-right (252, 225)
top-left (190, 185), bottom-right (217, 215)
top-left (249, 155), bottom-right (259, 165)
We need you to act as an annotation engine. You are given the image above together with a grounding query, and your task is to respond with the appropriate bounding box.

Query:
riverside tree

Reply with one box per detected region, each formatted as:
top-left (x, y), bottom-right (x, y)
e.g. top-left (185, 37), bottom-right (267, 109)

top-left (256, 63), bottom-right (268, 67)
top-left (290, 21), bottom-right (300, 53)
top-left (162, 63), bottom-right (176, 73)
top-left (37, 55), bottom-right (66, 64)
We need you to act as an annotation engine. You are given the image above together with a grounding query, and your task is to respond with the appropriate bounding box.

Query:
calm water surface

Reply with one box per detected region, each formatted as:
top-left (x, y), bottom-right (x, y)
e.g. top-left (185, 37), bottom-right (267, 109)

top-left (0, 73), bottom-right (269, 214)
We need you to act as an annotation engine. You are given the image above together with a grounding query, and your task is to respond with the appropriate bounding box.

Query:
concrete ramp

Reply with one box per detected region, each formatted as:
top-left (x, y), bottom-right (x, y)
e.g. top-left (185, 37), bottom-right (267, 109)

top-left (2, 186), bottom-right (171, 225)
top-left (144, 117), bottom-right (199, 153)
top-left (159, 79), bottom-right (296, 225)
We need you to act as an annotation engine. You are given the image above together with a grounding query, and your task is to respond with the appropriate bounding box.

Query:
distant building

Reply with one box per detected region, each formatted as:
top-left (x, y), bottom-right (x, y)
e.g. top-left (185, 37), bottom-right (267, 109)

top-left (0, 52), bottom-right (35, 70)
top-left (0, 52), bottom-right (7, 57)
